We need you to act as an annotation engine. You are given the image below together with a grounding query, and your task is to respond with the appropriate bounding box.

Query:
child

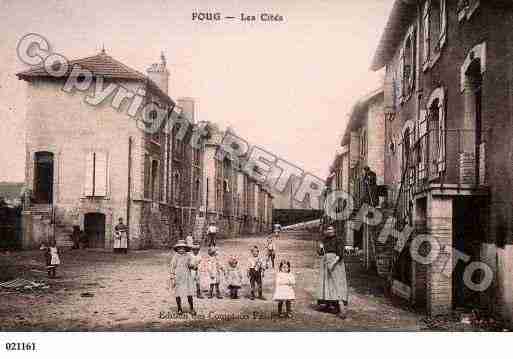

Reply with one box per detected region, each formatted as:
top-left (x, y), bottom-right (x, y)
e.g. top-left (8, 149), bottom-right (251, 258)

top-left (225, 256), bottom-right (243, 299)
top-left (265, 232), bottom-right (277, 269)
top-left (169, 240), bottom-right (196, 315)
top-left (206, 247), bottom-right (223, 299)
top-left (247, 246), bottom-right (266, 300)
top-left (189, 242), bottom-right (203, 299)
top-left (41, 238), bottom-right (60, 278)
top-left (273, 260), bottom-right (296, 318)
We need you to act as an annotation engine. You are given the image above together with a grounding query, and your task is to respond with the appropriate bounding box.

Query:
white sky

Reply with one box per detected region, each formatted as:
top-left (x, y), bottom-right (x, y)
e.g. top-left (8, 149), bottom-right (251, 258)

top-left (0, 0), bottom-right (392, 182)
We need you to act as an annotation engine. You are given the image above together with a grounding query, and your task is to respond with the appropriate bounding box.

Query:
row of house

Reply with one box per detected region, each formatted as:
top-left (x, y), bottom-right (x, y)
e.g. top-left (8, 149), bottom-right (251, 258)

top-left (17, 50), bottom-right (273, 250)
top-left (324, 0), bottom-right (513, 325)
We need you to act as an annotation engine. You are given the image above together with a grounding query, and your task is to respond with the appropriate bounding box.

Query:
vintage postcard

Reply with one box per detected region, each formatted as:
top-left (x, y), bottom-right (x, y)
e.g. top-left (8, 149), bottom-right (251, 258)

top-left (0, 0), bottom-right (512, 355)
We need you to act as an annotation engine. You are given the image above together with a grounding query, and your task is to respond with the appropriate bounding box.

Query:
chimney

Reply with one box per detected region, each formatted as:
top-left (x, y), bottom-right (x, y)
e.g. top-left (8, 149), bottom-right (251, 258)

top-left (146, 52), bottom-right (169, 94)
top-left (177, 97), bottom-right (195, 123)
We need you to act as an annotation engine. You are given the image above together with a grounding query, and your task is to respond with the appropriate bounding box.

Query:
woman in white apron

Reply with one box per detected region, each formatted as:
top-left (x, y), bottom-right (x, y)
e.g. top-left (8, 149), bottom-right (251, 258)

top-left (113, 217), bottom-right (128, 253)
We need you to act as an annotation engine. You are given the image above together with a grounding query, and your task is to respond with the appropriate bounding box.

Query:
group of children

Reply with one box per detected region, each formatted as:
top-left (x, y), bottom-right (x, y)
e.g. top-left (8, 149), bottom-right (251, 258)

top-left (169, 230), bottom-right (295, 318)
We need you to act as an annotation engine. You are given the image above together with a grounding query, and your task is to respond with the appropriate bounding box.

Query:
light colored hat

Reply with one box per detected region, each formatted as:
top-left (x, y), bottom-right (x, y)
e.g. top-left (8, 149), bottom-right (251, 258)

top-left (173, 239), bottom-right (191, 252)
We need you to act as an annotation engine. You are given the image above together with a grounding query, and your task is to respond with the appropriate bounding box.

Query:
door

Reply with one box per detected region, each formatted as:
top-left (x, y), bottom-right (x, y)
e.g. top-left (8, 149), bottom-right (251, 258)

top-left (34, 152), bottom-right (54, 204)
top-left (84, 213), bottom-right (106, 248)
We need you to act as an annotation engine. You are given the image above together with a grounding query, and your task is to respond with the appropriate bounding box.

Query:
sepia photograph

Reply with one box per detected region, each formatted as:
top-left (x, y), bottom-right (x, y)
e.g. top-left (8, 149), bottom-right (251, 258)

top-left (0, 0), bottom-right (512, 356)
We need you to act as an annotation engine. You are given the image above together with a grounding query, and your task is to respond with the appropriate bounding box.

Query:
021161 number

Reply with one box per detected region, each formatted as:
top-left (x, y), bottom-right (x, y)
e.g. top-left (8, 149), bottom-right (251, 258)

top-left (5, 342), bottom-right (36, 351)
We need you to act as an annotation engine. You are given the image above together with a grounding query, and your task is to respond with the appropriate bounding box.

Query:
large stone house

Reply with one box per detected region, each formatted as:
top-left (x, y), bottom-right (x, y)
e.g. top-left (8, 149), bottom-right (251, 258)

top-left (369, 0), bottom-right (513, 322)
top-left (18, 50), bottom-right (274, 249)
top-left (17, 51), bottom-right (208, 249)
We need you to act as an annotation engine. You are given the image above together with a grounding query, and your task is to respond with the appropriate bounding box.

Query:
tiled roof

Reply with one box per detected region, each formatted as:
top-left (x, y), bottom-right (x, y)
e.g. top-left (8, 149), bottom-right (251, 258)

top-left (370, 0), bottom-right (417, 71)
top-left (17, 51), bottom-right (174, 105)
top-left (17, 51), bottom-right (146, 80)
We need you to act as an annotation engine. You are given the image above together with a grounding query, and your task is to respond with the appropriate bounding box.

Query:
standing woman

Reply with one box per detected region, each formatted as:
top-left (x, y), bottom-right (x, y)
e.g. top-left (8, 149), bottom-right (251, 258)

top-left (317, 226), bottom-right (349, 319)
top-left (113, 217), bottom-right (129, 254)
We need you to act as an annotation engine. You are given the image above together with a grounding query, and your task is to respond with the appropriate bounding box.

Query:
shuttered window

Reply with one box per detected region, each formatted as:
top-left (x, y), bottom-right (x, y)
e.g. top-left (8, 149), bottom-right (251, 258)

top-left (84, 151), bottom-right (108, 197)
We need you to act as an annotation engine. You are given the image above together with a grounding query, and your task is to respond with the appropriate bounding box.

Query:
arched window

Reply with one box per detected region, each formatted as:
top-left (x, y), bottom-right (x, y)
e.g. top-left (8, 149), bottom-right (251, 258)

top-left (423, 0), bottom-right (447, 68)
top-left (399, 26), bottom-right (416, 102)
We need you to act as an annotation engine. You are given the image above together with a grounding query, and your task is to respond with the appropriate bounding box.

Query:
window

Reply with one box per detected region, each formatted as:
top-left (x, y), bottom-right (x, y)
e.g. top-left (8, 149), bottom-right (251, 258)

top-left (151, 160), bottom-right (159, 201)
top-left (360, 129), bottom-right (367, 161)
top-left (144, 154), bottom-right (151, 199)
top-left (84, 151), bottom-right (108, 197)
top-left (399, 27), bottom-right (416, 102)
top-left (426, 87), bottom-right (446, 174)
top-left (423, 0), bottom-right (447, 70)
top-left (402, 128), bottom-right (412, 172)
top-left (173, 171), bottom-right (181, 203)
top-left (193, 179), bottom-right (201, 206)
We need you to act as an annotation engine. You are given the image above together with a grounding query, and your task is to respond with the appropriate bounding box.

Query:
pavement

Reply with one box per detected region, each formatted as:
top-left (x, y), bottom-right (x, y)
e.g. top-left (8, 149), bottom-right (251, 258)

top-left (1, 233), bottom-right (432, 331)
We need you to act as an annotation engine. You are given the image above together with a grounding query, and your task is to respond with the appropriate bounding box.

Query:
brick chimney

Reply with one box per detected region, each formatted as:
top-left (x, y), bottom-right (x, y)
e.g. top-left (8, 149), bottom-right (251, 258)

top-left (146, 52), bottom-right (169, 94)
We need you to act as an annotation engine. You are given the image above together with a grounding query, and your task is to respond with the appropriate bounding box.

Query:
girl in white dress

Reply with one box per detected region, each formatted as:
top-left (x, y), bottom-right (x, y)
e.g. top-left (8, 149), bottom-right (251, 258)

top-left (42, 238), bottom-right (60, 278)
top-left (273, 260), bottom-right (296, 318)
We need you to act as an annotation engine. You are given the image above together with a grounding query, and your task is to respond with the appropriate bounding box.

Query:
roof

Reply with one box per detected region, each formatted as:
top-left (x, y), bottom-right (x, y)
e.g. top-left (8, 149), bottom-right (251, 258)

top-left (341, 88), bottom-right (384, 146)
top-left (370, 0), bottom-right (418, 71)
top-left (17, 51), bottom-right (173, 105)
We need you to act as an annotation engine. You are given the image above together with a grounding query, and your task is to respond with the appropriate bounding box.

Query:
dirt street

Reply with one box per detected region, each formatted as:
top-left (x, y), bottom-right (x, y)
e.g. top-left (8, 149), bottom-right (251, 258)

top-left (1, 233), bottom-right (427, 331)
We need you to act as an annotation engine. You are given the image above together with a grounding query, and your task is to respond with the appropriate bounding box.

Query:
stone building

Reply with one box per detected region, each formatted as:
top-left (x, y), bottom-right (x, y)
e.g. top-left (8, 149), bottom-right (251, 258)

top-left (324, 88), bottom-right (385, 270)
top-left (201, 126), bottom-right (273, 239)
top-left (370, 0), bottom-right (513, 322)
top-left (17, 51), bottom-right (207, 249)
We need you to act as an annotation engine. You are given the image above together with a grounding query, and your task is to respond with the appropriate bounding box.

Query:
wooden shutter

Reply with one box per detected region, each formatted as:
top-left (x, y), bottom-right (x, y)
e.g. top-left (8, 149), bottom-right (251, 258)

top-left (423, 2), bottom-right (430, 65)
top-left (410, 28), bottom-right (417, 91)
top-left (398, 48), bottom-right (404, 101)
top-left (418, 110), bottom-right (428, 179)
top-left (349, 131), bottom-right (360, 168)
top-left (144, 154), bottom-right (151, 199)
top-left (94, 152), bottom-right (108, 196)
top-left (440, 0), bottom-right (447, 40)
top-left (84, 152), bottom-right (94, 196)
top-left (438, 99), bottom-right (446, 172)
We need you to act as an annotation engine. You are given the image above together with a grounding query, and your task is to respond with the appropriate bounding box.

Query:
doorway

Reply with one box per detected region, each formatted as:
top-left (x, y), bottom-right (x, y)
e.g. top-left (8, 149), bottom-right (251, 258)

top-left (452, 197), bottom-right (482, 309)
top-left (84, 213), bottom-right (106, 248)
top-left (34, 151), bottom-right (54, 204)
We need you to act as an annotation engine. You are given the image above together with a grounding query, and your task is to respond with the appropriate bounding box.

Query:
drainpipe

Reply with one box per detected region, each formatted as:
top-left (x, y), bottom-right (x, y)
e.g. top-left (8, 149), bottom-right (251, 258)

top-left (127, 136), bottom-right (132, 250)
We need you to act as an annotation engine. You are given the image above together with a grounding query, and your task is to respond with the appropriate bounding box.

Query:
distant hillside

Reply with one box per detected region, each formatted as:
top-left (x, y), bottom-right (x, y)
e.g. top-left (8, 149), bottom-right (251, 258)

top-left (0, 182), bottom-right (24, 199)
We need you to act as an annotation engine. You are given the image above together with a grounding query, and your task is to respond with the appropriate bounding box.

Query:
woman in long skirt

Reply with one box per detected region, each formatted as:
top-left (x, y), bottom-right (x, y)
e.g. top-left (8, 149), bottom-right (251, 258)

top-left (317, 226), bottom-right (349, 319)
